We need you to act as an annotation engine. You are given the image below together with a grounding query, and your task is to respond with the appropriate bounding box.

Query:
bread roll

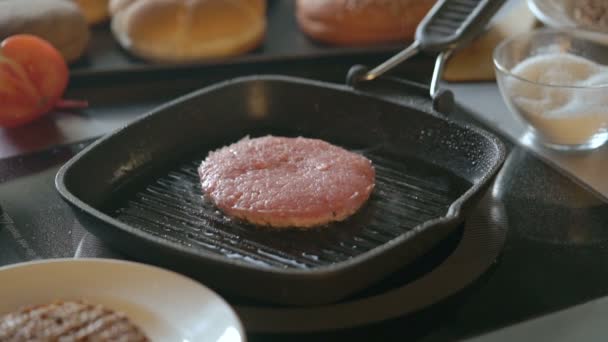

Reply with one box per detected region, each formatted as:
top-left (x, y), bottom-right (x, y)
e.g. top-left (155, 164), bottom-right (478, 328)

top-left (73, 0), bottom-right (110, 25)
top-left (296, 0), bottom-right (436, 46)
top-left (110, 0), bottom-right (266, 63)
top-left (0, 0), bottom-right (90, 63)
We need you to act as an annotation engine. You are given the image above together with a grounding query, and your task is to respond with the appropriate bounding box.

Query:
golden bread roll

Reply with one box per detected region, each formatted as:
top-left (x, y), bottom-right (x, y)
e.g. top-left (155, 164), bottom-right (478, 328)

top-left (73, 0), bottom-right (110, 25)
top-left (110, 0), bottom-right (265, 15)
top-left (296, 0), bottom-right (436, 46)
top-left (110, 0), bottom-right (267, 63)
top-left (0, 0), bottom-right (90, 63)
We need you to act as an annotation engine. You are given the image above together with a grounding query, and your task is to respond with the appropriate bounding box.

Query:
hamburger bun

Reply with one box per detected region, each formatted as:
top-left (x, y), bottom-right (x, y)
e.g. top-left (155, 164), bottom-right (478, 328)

top-left (0, 0), bottom-right (90, 63)
top-left (110, 0), bottom-right (266, 63)
top-left (296, 0), bottom-right (436, 46)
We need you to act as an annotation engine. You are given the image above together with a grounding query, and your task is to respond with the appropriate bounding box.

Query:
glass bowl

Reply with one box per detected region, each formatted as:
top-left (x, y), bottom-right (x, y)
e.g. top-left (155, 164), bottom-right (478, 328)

top-left (494, 29), bottom-right (608, 151)
top-left (528, 0), bottom-right (608, 46)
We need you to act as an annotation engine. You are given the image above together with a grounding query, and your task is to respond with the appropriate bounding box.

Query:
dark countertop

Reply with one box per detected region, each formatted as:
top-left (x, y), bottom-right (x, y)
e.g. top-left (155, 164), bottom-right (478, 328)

top-left (1, 52), bottom-right (607, 341)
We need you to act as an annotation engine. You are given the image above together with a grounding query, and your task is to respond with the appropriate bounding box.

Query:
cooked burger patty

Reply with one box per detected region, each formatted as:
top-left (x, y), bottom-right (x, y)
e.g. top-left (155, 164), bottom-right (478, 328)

top-left (198, 135), bottom-right (375, 228)
top-left (0, 300), bottom-right (149, 341)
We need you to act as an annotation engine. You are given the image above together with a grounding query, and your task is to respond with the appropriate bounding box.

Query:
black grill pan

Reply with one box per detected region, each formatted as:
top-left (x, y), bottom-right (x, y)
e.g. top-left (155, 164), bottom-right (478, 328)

top-left (55, 76), bottom-right (505, 306)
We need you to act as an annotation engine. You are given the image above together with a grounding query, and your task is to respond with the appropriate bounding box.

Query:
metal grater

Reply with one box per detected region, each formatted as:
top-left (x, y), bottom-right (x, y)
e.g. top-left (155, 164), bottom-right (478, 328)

top-left (348, 0), bottom-right (506, 110)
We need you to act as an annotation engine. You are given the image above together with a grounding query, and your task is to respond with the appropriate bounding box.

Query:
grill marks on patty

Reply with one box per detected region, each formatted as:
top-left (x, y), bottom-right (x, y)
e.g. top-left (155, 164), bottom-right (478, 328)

top-left (0, 301), bottom-right (149, 341)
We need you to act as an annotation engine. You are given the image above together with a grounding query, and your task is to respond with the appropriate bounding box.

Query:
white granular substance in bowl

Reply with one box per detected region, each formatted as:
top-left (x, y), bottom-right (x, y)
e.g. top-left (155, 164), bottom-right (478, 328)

top-left (506, 52), bottom-right (608, 145)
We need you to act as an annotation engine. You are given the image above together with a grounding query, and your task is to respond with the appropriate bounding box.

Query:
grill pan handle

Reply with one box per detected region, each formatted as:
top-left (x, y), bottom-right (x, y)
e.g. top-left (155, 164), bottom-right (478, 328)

top-left (350, 0), bottom-right (507, 82)
top-left (346, 0), bottom-right (507, 114)
top-left (345, 68), bottom-right (454, 115)
top-left (346, 64), bottom-right (455, 115)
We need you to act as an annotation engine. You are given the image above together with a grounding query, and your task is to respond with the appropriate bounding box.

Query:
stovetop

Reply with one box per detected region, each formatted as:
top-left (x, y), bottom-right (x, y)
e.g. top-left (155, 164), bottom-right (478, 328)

top-left (2, 117), bottom-right (608, 341)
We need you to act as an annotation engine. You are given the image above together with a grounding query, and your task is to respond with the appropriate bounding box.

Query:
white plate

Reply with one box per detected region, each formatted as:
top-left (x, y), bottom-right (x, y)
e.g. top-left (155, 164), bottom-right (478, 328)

top-left (0, 258), bottom-right (245, 342)
top-left (528, 0), bottom-right (608, 45)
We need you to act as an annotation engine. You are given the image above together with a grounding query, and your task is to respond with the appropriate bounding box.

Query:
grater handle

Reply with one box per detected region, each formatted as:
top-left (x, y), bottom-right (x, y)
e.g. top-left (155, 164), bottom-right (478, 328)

top-left (345, 49), bottom-right (455, 113)
top-left (349, 0), bottom-right (506, 83)
top-left (346, 0), bottom-right (506, 111)
top-left (346, 64), bottom-right (455, 115)
top-left (430, 49), bottom-right (452, 99)
top-left (417, 0), bottom-right (507, 52)
top-left (357, 41), bottom-right (421, 82)
top-left (430, 50), bottom-right (455, 113)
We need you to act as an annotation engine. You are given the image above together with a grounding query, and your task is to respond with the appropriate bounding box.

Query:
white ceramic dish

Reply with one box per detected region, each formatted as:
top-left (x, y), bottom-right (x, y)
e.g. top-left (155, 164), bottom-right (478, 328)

top-left (528, 0), bottom-right (608, 45)
top-left (0, 258), bottom-right (245, 342)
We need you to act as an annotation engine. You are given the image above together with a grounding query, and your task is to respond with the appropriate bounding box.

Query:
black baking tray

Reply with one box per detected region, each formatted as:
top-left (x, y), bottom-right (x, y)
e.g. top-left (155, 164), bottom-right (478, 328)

top-left (69, 0), bottom-right (402, 76)
top-left (55, 75), bottom-right (505, 306)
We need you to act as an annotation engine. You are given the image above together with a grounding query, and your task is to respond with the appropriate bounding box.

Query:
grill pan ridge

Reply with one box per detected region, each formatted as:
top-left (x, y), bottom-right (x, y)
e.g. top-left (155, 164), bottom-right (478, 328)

top-left (112, 151), bottom-right (465, 270)
top-left (55, 75), bottom-right (506, 305)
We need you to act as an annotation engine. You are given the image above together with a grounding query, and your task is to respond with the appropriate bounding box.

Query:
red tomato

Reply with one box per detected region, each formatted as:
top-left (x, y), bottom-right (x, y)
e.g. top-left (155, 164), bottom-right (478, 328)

top-left (0, 34), bottom-right (69, 127)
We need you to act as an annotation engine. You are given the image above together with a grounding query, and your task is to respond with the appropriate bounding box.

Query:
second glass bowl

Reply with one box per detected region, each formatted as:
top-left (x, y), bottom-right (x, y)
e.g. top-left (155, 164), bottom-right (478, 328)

top-left (493, 29), bottom-right (608, 151)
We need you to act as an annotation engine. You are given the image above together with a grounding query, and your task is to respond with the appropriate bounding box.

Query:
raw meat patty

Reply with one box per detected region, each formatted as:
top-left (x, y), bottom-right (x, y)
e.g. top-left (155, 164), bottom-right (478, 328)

top-left (198, 135), bottom-right (375, 228)
top-left (0, 300), bottom-right (149, 341)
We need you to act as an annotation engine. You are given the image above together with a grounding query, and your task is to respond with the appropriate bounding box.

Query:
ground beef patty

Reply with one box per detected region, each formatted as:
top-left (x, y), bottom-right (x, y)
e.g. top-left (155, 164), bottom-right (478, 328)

top-left (198, 135), bottom-right (375, 228)
top-left (0, 300), bottom-right (149, 341)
